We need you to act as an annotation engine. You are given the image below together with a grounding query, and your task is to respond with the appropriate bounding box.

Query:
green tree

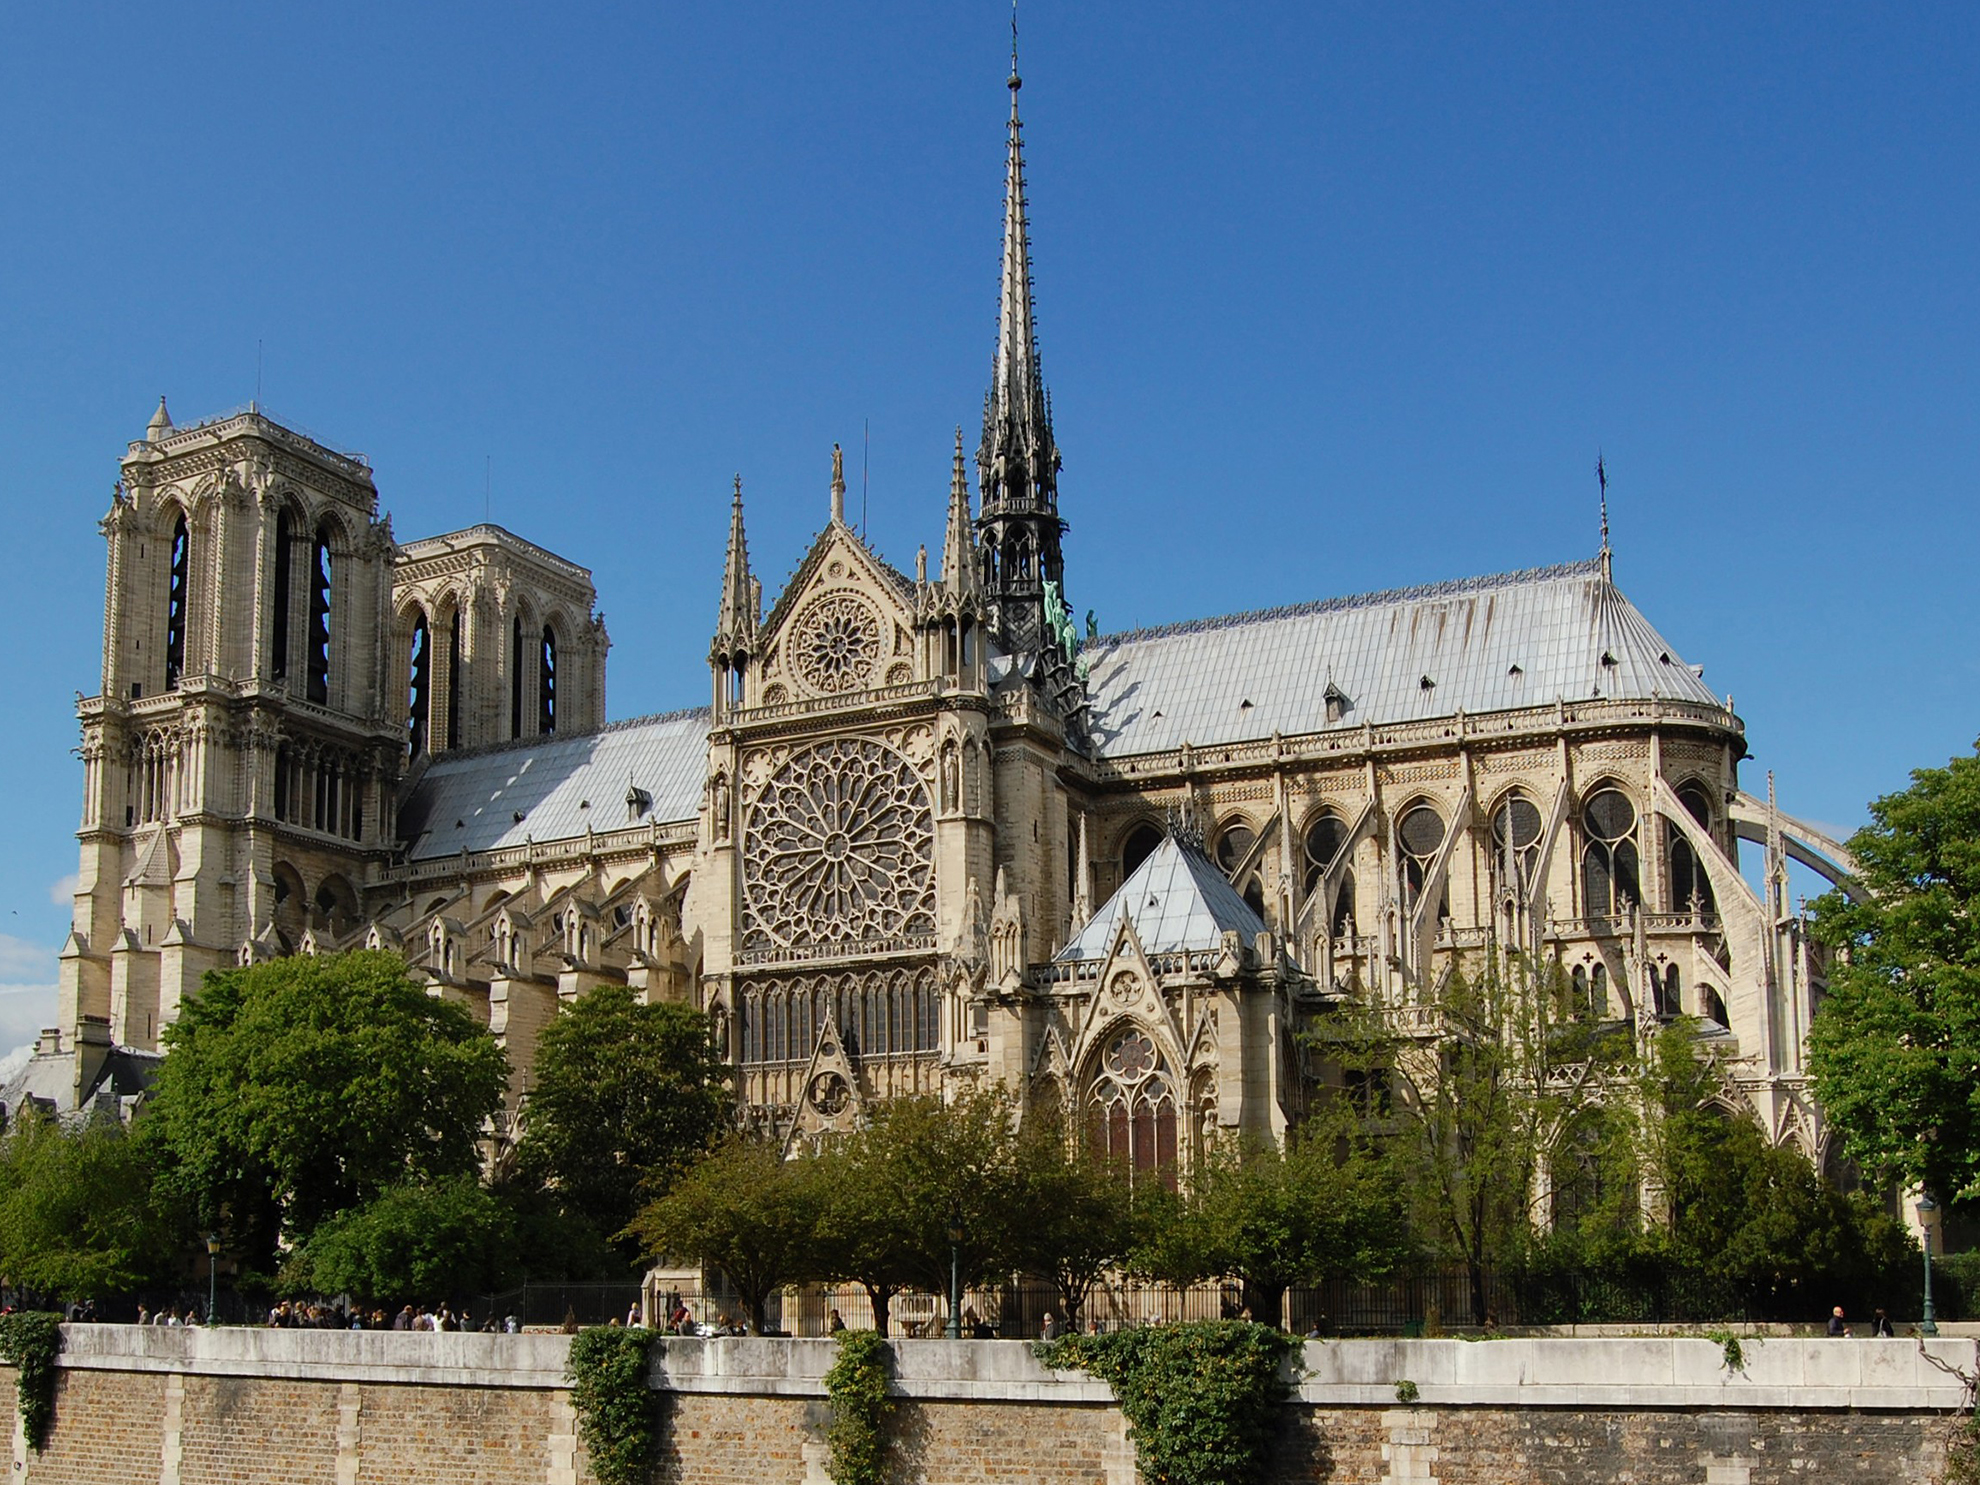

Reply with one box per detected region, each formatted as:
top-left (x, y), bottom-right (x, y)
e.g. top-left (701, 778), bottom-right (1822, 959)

top-left (293, 1177), bottom-right (517, 1303)
top-left (627, 1136), bottom-right (822, 1333)
top-left (812, 1133), bottom-right (922, 1336)
top-left (1131, 1113), bottom-right (1408, 1326)
top-left (0, 1110), bottom-right (181, 1300)
top-left (1807, 744), bottom-right (1980, 1203)
top-left (141, 950), bottom-right (509, 1274)
top-left (1009, 1114), bottom-right (1137, 1330)
top-left (514, 986), bottom-right (729, 1259)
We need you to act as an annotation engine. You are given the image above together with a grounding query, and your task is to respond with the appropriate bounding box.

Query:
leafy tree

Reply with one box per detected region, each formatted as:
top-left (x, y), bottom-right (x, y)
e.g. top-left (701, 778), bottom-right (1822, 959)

top-left (1807, 744), bottom-right (1980, 1203)
top-left (627, 1136), bottom-right (822, 1333)
top-left (0, 1110), bottom-right (181, 1300)
top-left (141, 950), bottom-right (509, 1274)
top-left (811, 1133), bottom-right (923, 1336)
top-left (1009, 1113), bottom-right (1137, 1330)
top-left (515, 987), bottom-right (729, 1257)
top-left (1131, 1112), bottom-right (1407, 1325)
top-left (293, 1177), bottom-right (517, 1303)
top-left (490, 1176), bottom-right (625, 1284)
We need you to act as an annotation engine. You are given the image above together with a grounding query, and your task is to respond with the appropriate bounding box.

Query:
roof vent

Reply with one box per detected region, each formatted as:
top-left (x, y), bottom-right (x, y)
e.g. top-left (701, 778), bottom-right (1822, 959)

top-left (1600, 650), bottom-right (1617, 667)
top-left (512, 810), bottom-right (525, 824)
top-left (1658, 651), bottom-right (1671, 664)
top-left (1152, 709), bottom-right (1165, 721)
top-left (1508, 663), bottom-right (1523, 678)
top-left (1419, 675), bottom-right (1435, 691)
top-left (1239, 698), bottom-right (1253, 711)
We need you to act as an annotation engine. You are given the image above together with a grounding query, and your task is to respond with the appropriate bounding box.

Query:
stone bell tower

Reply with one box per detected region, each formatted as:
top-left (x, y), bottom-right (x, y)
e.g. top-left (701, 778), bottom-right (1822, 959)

top-left (57, 402), bottom-right (401, 1070)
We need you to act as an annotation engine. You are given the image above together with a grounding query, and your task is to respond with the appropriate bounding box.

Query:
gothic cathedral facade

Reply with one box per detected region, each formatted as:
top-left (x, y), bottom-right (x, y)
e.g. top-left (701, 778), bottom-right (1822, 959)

top-left (44, 61), bottom-right (1857, 1175)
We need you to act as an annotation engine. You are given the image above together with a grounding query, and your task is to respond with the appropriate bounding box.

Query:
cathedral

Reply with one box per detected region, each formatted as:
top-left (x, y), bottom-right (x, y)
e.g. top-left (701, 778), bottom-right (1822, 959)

top-left (39, 56), bottom-right (1860, 1174)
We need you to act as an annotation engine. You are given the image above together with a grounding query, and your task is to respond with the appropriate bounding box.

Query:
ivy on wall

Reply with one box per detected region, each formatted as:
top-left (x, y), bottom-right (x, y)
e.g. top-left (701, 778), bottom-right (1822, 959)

top-left (824, 1329), bottom-right (894, 1485)
top-left (0, 1312), bottom-right (62, 1452)
top-left (1038, 1321), bottom-right (1298, 1485)
top-left (567, 1327), bottom-right (659, 1485)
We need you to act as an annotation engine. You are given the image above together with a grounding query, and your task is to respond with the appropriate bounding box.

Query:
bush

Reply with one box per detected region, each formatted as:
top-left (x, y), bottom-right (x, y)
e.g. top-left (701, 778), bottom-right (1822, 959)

top-left (1038, 1321), bottom-right (1298, 1485)
top-left (824, 1329), bottom-right (893, 1485)
top-left (567, 1326), bottom-right (659, 1485)
top-left (0, 1312), bottom-right (63, 1452)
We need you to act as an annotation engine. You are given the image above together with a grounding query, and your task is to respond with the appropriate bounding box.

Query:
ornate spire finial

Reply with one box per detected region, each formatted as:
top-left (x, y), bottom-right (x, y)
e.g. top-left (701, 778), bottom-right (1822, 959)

top-left (830, 443), bottom-right (846, 524)
top-left (1010, 0), bottom-right (1020, 89)
top-left (1596, 451), bottom-right (1612, 580)
top-left (941, 425), bottom-right (977, 595)
top-left (714, 475), bottom-right (756, 653)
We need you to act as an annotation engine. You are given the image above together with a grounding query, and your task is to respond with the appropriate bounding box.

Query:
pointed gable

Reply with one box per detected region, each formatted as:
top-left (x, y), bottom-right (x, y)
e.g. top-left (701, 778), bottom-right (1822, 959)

top-left (1057, 834), bottom-right (1267, 963)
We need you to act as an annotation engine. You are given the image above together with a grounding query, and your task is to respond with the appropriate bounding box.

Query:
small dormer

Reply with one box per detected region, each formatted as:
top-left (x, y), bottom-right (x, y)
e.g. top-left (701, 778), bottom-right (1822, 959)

top-left (1323, 681), bottom-right (1352, 726)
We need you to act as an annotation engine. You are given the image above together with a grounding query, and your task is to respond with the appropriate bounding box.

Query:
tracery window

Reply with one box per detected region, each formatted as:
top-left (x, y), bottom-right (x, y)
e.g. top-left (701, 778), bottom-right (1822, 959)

top-left (1666, 782), bottom-right (1716, 915)
top-left (736, 968), bottom-right (939, 1064)
top-left (792, 592), bottom-right (883, 695)
top-left (1088, 1028), bottom-right (1178, 1187)
top-left (165, 512), bottom-right (189, 690)
top-left (1580, 787), bottom-right (1640, 917)
top-left (1303, 812), bottom-right (1355, 937)
top-left (740, 739), bottom-right (935, 954)
top-left (1397, 802), bottom-right (1449, 920)
top-left (407, 614), bottom-right (431, 759)
top-left (1490, 791), bottom-right (1543, 903)
top-left (1214, 820), bottom-right (1255, 877)
top-left (307, 527), bottom-right (333, 705)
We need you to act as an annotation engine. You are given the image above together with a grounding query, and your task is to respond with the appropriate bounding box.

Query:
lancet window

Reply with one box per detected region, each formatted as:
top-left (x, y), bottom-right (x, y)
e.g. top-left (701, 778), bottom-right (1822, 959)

top-left (1087, 1027), bottom-right (1178, 1187)
top-left (1397, 802), bottom-right (1449, 921)
top-left (1580, 787), bottom-right (1640, 918)
top-left (270, 509), bottom-right (293, 681)
top-left (307, 527), bottom-right (333, 705)
top-left (165, 512), bottom-right (190, 690)
top-left (1666, 782), bottom-right (1717, 916)
top-left (1121, 823), bottom-right (1163, 878)
top-left (407, 614), bottom-right (431, 759)
top-left (1303, 811), bottom-right (1355, 937)
top-left (539, 624), bottom-right (557, 734)
top-left (1490, 791), bottom-right (1543, 905)
top-left (737, 969), bottom-right (940, 1066)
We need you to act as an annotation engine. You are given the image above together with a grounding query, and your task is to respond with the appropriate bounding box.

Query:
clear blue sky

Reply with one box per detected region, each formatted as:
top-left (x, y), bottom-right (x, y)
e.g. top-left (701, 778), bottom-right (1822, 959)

top-left (1, 4), bottom-right (1974, 1051)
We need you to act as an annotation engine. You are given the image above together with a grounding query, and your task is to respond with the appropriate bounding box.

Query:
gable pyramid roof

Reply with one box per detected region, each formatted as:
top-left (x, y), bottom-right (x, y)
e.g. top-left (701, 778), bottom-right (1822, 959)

top-left (1057, 833), bottom-right (1267, 964)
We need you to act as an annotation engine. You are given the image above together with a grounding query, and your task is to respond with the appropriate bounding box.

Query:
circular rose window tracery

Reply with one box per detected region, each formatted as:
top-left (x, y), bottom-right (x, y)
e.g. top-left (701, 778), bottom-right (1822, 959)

top-left (792, 591), bottom-right (883, 695)
top-left (741, 738), bottom-right (936, 953)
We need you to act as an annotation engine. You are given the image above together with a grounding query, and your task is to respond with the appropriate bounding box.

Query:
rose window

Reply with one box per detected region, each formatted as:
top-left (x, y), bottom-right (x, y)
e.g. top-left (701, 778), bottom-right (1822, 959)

top-left (741, 739), bottom-right (936, 953)
top-left (792, 592), bottom-right (883, 695)
top-left (1104, 1030), bottom-right (1157, 1080)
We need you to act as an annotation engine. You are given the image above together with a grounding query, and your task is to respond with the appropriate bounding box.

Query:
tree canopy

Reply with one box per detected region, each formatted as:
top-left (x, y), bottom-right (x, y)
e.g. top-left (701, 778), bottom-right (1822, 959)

top-left (294, 1177), bottom-right (518, 1303)
top-left (513, 986), bottom-right (729, 1255)
top-left (141, 950), bottom-right (509, 1273)
top-left (0, 1110), bottom-right (180, 1300)
top-left (1808, 743), bottom-right (1980, 1202)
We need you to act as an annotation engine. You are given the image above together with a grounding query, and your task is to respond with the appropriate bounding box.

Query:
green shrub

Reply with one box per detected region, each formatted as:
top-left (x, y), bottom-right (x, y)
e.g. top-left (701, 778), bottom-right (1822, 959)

top-left (1038, 1321), bottom-right (1298, 1485)
top-left (0, 1312), bottom-right (63, 1451)
top-left (824, 1329), bottom-right (893, 1485)
top-left (566, 1327), bottom-right (658, 1485)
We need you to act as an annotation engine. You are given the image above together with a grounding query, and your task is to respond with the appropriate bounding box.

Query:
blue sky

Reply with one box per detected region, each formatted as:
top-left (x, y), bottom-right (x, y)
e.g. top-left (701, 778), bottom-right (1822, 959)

top-left (1, 4), bottom-right (1974, 1052)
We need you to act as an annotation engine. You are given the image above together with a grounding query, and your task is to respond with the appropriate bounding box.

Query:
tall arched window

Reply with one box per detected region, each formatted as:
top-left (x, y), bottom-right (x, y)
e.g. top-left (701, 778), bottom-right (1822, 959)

top-left (165, 512), bottom-right (190, 690)
top-left (1088, 1027), bottom-right (1178, 1188)
top-left (1214, 819), bottom-right (1255, 878)
top-left (1303, 812), bottom-right (1356, 937)
top-left (1667, 782), bottom-right (1717, 915)
top-left (1398, 802), bottom-right (1449, 921)
top-left (270, 509), bottom-right (293, 681)
top-left (510, 615), bottom-right (525, 739)
top-left (1581, 787), bottom-right (1640, 917)
top-left (444, 609), bottom-right (461, 751)
top-left (539, 624), bottom-right (557, 734)
top-left (1490, 791), bottom-right (1543, 903)
top-left (307, 527), bottom-right (333, 705)
top-left (1122, 823), bottom-right (1163, 879)
top-left (407, 614), bottom-right (431, 758)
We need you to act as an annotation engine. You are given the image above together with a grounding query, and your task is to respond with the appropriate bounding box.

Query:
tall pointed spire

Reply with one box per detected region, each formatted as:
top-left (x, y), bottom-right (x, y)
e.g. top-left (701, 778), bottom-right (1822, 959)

top-left (941, 426), bottom-right (978, 594)
top-left (713, 474), bottom-right (756, 653)
top-left (977, 13), bottom-right (1067, 654)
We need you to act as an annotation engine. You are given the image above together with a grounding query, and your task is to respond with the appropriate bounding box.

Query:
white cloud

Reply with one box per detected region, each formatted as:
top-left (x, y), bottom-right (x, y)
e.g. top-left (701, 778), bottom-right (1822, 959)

top-left (0, 937), bottom-right (60, 1062)
top-left (49, 875), bottom-right (78, 907)
top-left (0, 935), bottom-right (55, 983)
top-left (0, 1046), bottom-right (29, 1085)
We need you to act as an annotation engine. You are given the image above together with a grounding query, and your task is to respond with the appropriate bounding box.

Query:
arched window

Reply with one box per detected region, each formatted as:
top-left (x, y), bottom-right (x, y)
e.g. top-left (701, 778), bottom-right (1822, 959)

top-left (1700, 983), bottom-right (1729, 1026)
top-left (444, 609), bottom-right (461, 751)
top-left (1590, 963), bottom-right (1608, 1017)
top-left (1302, 812), bottom-right (1347, 895)
top-left (1490, 791), bottom-right (1543, 903)
top-left (165, 512), bottom-right (190, 690)
top-left (1570, 964), bottom-right (1590, 1016)
top-left (1656, 964), bottom-right (1681, 1020)
top-left (539, 625), bottom-right (557, 734)
top-left (270, 509), bottom-right (293, 680)
top-left (273, 743), bottom-right (293, 823)
top-left (1214, 819), bottom-right (1256, 879)
top-left (510, 615), bottom-right (525, 739)
top-left (307, 526), bottom-right (333, 705)
top-left (407, 614), bottom-right (431, 758)
top-left (1398, 803), bottom-right (1449, 920)
top-left (1088, 1028), bottom-right (1178, 1188)
top-left (1122, 823), bottom-right (1163, 878)
top-left (1667, 782), bottom-right (1717, 915)
top-left (1581, 787), bottom-right (1640, 917)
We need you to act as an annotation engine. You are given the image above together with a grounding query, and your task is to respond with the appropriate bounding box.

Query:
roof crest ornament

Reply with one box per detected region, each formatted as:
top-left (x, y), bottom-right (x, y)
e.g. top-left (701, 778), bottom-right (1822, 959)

top-left (1596, 451), bottom-right (1612, 583)
top-left (830, 443), bottom-right (847, 525)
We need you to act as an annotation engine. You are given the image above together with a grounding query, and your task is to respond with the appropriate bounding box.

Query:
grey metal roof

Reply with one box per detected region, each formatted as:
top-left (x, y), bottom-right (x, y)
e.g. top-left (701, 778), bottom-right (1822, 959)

top-left (1057, 834), bottom-right (1267, 963)
top-left (398, 708), bottom-right (710, 861)
top-left (1081, 559), bottom-right (1719, 757)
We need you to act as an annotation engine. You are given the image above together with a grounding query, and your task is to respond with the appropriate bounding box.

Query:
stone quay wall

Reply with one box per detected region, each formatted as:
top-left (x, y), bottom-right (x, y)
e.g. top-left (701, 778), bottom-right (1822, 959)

top-left (2, 1325), bottom-right (1969, 1484)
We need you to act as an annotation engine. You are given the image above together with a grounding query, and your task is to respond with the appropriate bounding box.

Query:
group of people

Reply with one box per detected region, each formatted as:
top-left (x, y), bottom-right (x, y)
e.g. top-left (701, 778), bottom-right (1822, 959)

top-left (263, 1301), bottom-right (520, 1332)
top-left (131, 1304), bottom-right (202, 1326)
top-left (1826, 1306), bottom-right (1898, 1337)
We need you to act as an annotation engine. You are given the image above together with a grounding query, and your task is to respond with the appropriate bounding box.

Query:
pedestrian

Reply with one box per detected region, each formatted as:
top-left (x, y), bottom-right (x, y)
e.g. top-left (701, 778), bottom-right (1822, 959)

top-left (627, 1301), bottom-right (642, 1328)
top-left (1040, 1312), bottom-right (1058, 1341)
top-left (1827, 1306), bottom-right (1848, 1337)
top-left (1087, 1315), bottom-right (1103, 1336)
top-left (504, 1313), bottom-right (519, 1335)
top-left (1872, 1308), bottom-right (1895, 1337)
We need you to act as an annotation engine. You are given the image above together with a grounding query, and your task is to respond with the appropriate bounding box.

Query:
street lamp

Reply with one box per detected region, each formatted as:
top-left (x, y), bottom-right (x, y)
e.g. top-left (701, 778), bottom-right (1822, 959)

top-left (946, 1220), bottom-right (964, 1341)
top-left (1917, 1195), bottom-right (1939, 1337)
top-left (204, 1233), bottom-right (221, 1327)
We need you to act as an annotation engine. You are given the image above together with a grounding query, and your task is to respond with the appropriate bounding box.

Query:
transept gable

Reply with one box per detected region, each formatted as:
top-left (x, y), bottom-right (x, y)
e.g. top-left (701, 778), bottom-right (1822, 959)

top-left (755, 519), bottom-right (919, 703)
top-left (1065, 918), bottom-right (1188, 1082)
top-left (782, 1005), bottom-right (865, 1155)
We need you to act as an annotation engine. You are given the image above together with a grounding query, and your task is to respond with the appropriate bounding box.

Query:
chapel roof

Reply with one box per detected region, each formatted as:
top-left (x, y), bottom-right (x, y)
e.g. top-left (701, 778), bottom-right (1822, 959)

top-left (1056, 834), bottom-right (1268, 963)
top-left (397, 707), bottom-right (710, 861)
top-left (1079, 558), bottom-right (1721, 757)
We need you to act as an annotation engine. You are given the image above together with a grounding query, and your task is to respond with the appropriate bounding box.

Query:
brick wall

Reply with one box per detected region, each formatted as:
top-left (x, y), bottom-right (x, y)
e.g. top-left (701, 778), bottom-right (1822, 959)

top-left (11, 1330), bottom-right (1965, 1485)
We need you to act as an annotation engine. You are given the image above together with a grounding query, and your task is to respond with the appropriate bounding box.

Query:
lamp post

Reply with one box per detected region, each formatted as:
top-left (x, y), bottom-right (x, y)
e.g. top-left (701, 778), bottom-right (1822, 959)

top-left (1917, 1195), bottom-right (1939, 1337)
top-left (204, 1233), bottom-right (221, 1327)
top-left (946, 1220), bottom-right (963, 1340)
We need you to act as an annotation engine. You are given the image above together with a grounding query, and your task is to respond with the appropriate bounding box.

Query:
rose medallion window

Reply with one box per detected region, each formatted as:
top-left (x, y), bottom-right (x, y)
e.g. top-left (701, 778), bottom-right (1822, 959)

top-left (792, 591), bottom-right (884, 695)
top-left (1088, 1026), bottom-right (1178, 1186)
top-left (741, 739), bottom-right (936, 954)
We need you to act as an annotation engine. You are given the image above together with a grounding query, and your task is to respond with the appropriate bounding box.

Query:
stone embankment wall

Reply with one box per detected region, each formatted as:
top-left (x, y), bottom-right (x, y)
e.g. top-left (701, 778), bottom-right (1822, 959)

top-left (5, 1326), bottom-right (1968, 1484)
